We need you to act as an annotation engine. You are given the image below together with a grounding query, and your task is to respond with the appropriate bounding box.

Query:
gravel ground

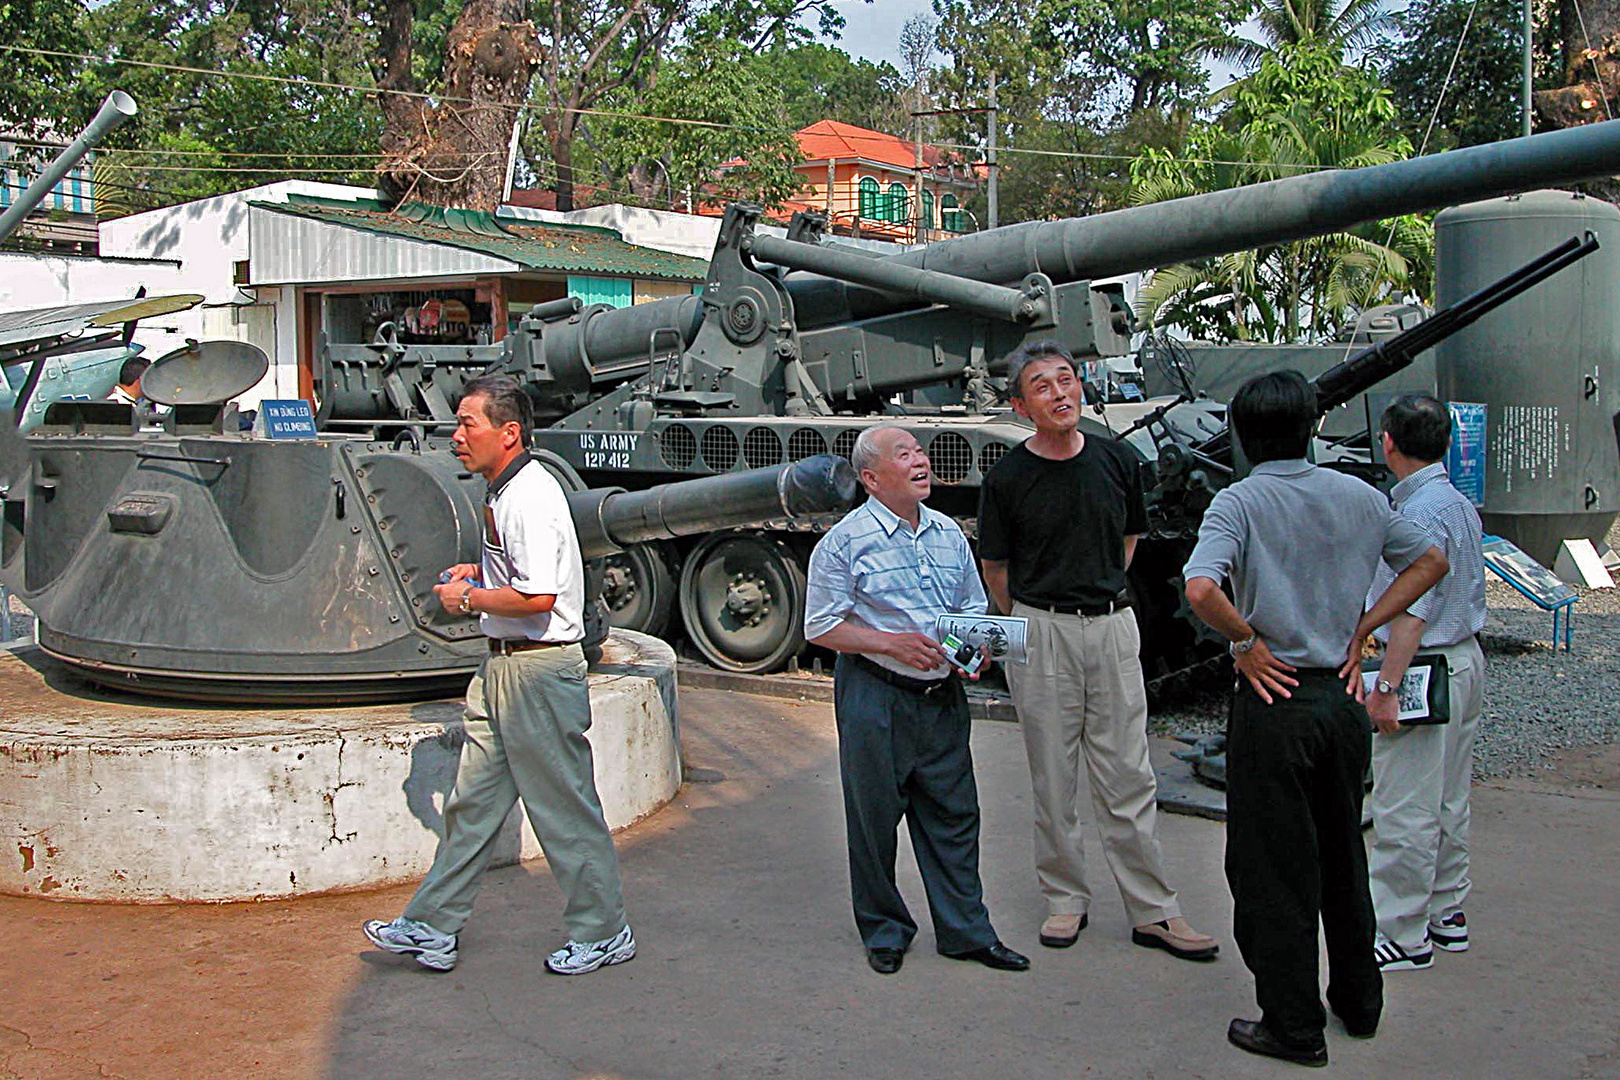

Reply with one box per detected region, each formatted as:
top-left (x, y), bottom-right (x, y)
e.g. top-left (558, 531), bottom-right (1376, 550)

top-left (1150, 519), bottom-right (1620, 781)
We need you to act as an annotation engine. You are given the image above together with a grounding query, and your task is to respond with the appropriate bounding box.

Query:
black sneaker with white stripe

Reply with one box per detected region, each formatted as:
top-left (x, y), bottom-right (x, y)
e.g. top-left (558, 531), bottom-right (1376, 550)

top-left (1429, 911), bottom-right (1469, 952)
top-left (1373, 935), bottom-right (1433, 972)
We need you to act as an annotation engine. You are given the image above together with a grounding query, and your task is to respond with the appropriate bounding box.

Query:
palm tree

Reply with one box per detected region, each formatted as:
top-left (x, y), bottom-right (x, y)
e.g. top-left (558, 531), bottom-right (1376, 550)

top-left (1201, 0), bottom-right (1398, 99)
top-left (1131, 106), bottom-right (1432, 343)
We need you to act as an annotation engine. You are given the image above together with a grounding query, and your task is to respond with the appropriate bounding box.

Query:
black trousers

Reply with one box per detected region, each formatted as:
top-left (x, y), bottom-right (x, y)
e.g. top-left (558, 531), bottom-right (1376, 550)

top-left (1226, 671), bottom-right (1383, 1048)
top-left (832, 655), bottom-right (998, 954)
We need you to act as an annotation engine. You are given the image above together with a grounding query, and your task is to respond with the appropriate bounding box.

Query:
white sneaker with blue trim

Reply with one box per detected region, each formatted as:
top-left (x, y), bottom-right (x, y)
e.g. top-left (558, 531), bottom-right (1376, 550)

top-left (363, 916), bottom-right (459, 971)
top-left (545, 924), bottom-right (636, 975)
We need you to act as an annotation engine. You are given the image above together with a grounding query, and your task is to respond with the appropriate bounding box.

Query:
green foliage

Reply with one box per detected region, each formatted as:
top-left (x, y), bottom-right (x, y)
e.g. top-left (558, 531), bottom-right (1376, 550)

top-left (1130, 44), bottom-right (1434, 343)
top-left (583, 38), bottom-right (804, 209)
top-left (931, 0), bottom-right (1245, 223)
top-left (746, 44), bottom-right (906, 133)
top-left (1378, 0), bottom-right (1523, 149)
top-left (73, 0), bottom-right (393, 215)
top-left (0, 0), bottom-right (88, 134)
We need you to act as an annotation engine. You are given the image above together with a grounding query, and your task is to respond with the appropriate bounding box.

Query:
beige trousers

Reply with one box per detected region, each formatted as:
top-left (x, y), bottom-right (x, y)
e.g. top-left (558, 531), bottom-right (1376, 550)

top-left (1370, 636), bottom-right (1485, 949)
top-left (1008, 603), bottom-right (1180, 926)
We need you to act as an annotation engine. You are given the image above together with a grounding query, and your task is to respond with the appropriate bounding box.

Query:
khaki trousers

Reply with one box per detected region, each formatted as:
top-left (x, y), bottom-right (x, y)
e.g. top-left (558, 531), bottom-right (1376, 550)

top-left (404, 644), bottom-right (628, 943)
top-left (1370, 636), bottom-right (1485, 949)
top-left (1008, 604), bottom-right (1180, 925)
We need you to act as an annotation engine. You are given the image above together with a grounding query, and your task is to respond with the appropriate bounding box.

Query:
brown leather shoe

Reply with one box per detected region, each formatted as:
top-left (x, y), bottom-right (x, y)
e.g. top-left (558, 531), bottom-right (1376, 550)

top-left (1039, 912), bottom-right (1087, 948)
top-left (1132, 917), bottom-right (1219, 961)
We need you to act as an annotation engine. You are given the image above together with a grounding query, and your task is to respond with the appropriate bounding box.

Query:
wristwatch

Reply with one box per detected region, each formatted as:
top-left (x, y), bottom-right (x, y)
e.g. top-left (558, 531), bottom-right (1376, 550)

top-left (1229, 632), bottom-right (1258, 657)
top-left (458, 586), bottom-right (476, 616)
top-left (1374, 677), bottom-right (1396, 695)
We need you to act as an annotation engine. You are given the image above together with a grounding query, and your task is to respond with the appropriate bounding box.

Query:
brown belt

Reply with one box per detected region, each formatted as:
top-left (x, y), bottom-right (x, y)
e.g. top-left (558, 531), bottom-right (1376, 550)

top-left (488, 638), bottom-right (575, 655)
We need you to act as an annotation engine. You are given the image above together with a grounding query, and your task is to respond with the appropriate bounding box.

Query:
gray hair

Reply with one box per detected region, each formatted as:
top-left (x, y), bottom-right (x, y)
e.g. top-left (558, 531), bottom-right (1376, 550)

top-left (1004, 340), bottom-right (1078, 399)
top-left (851, 422), bottom-right (908, 475)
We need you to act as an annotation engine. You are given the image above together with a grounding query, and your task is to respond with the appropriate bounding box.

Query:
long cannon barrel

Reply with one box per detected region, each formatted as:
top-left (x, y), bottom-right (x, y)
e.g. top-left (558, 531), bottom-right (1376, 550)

top-left (571, 118), bottom-right (1620, 349)
top-left (0, 92), bottom-right (136, 243)
top-left (568, 453), bottom-right (857, 558)
top-left (1311, 232), bottom-right (1601, 413)
top-left (881, 120), bottom-right (1620, 287)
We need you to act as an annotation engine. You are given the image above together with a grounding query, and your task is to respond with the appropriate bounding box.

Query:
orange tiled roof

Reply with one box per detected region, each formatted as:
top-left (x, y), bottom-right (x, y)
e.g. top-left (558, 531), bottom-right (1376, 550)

top-left (794, 119), bottom-right (951, 170)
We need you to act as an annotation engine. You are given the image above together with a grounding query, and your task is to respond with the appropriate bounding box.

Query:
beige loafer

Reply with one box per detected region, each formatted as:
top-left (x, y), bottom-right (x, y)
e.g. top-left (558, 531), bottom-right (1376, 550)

top-left (1039, 912), bottom-right (1088, 948)
top-left (1132, 916), bottom-right (1219, 961)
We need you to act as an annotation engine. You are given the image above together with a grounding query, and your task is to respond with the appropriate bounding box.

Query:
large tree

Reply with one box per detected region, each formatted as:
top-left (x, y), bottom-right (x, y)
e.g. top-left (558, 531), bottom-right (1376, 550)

top-left (519, 0), bottom-right (858, 212)
top-left (930, 0), bottom-right (1244, 224)
top-left (1378, 0), bottom-right (1524, 149)
top-left (375, 0), bottom-right (539, 209)
top-left (73, 0), bottom-right (388, 215)
top-left (745, 44), bottom-right (906, 133)
top-left (581, 38), bottom-right (804, 209)
top-left (1, 0), bottom-right (88, 136)
top-left (1131, 44), bottom-right (1432, 343)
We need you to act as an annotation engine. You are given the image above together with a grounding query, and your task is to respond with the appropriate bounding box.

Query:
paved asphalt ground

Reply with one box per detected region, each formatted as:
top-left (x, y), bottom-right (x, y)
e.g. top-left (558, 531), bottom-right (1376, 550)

top-left (3, 688), bottom-right (1618, 1079)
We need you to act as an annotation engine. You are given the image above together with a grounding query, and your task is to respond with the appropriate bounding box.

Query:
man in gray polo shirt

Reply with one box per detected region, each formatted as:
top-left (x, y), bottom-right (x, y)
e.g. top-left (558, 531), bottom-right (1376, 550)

top-left (1183, 371), bottom-right (1447, 1068)
top-left (1365, 395), bottom-right (1488, 974)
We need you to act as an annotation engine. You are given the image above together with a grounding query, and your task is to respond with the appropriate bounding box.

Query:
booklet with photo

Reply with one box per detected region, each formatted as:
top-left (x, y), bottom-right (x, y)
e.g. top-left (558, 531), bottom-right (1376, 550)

top-left (934, 613), bottom-right (1030, 665)
top-left (1359, 654), bottom-right (1451, 724)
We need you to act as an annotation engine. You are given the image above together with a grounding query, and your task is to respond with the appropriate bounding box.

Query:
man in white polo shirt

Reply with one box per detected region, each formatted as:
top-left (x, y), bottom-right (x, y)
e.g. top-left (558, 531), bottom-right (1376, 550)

top-left (363, 375), bottom-right (632, 976)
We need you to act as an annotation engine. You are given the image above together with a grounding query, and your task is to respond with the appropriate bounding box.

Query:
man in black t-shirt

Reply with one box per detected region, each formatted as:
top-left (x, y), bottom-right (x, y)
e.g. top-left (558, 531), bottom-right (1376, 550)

top-left (979, 341), bottom-right (1217, 961)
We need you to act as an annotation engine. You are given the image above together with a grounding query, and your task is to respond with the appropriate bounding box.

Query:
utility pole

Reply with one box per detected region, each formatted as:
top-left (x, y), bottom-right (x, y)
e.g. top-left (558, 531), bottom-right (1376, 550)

top-left (987, 71), bottom-right (999, 230)
top-left (915, 113), bottom-right (925, 242)
top-left (1522, 0), bottom-right (1533, 136)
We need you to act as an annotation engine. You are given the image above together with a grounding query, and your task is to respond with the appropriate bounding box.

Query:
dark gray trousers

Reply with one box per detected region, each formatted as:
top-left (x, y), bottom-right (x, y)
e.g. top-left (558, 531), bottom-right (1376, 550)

top-left (832, 655), bottom-right (998, 954)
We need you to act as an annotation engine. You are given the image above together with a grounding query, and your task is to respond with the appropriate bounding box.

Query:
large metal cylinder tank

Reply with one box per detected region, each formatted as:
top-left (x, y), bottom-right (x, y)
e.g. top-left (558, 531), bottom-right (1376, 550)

top-left (1435, 190), bottom-right (1620, 565)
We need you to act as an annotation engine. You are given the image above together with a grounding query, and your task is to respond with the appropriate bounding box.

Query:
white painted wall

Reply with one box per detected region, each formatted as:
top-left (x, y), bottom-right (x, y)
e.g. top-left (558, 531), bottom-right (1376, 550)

top-left (98, 180), bottom-right (378, 403)
top-left (0, 251), bottom-right (188, 360)
top-left (503, 202), bottom-right (904, 260)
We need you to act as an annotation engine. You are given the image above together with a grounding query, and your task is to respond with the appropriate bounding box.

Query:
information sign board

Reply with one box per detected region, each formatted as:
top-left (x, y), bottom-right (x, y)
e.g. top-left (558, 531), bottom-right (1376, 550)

top-left (1446, 401), bottom-right (1487, 508)
top-left (1482, 535), bottom-right (1577, 608)
top-left (257, 399), bottom-right (317, 440)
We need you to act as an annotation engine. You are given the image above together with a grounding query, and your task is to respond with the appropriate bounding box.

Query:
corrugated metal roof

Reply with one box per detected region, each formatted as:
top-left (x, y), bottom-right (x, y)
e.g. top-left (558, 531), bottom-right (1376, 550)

top-left (250, 197), bottom-right (709, 282)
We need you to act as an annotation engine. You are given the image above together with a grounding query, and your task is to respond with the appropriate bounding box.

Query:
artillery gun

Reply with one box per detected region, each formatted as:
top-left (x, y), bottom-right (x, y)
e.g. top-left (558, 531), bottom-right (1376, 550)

top-left (313, 120), bottom-right (1620, 681)
top-left (0, 93), bottom-right (859, 704)
top-left (0, 363), bottom-right (856, 702)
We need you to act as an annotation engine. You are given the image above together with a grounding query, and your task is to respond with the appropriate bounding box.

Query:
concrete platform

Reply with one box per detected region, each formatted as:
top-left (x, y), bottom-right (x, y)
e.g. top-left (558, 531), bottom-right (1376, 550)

top-left (0, 631), bottom-right (679, 902)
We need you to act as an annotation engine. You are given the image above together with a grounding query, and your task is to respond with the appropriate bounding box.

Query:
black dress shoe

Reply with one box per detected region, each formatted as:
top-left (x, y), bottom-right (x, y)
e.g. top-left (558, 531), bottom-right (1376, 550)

top-left (867, 947), bottom-right (904, 974)
top-left (942, 941), bottom-right (1030, 971)
top-left (1331, 1009), bottom-right (1378, 1039)
top-left (1227, 1019), bottom-right (1327, 1068)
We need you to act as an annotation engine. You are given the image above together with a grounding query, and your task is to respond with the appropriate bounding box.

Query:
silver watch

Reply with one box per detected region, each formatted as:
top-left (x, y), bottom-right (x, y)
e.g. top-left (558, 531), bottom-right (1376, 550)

top-left (1375, 677), bottom-right (1396, 695)
top-left (458, 586), bottom-right (475, 615)
top-left (1229, 632), bottom-right (1258, 656)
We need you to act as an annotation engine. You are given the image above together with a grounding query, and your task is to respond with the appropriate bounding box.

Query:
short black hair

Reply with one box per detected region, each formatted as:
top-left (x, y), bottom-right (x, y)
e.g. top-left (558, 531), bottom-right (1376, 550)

top-left (460, 374), bottom-right (533, 447)
top-left (118, 355), bottom-right (150, 387)
top-left (1229, 370), bottom-right (1317, 464)
top-left (1004, 340), bottom-right (1077, 399)
top-left (1381, 393), bottom-right (1451, 462)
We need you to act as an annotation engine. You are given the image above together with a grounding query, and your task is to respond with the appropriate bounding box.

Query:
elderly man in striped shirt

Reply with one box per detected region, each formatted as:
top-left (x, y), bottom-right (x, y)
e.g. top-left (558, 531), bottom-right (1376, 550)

top-left (1365, 395), bottom-right (1489, 974)
top-left (805, 423), bottom-right (1028, 976)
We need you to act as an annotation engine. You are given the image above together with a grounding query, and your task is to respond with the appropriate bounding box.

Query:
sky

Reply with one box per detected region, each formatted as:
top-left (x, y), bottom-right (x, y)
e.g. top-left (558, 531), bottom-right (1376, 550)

top-left (809, 0), bottom-right (1251, 89)
top-left (815, 0), bottom-right (936, 71)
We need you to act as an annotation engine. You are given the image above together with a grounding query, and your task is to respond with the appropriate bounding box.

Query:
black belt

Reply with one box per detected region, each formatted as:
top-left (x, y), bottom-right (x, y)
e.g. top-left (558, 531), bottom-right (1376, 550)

top-left (1023, 595), bottom-right (1132, 617)
top-left (850, 654), bottom-right (959, 697)
top-left (488, 638), bottom-right (576, 655)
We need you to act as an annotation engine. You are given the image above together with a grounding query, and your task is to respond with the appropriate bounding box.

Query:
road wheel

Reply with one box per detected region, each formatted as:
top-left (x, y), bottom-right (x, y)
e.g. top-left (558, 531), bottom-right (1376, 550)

top-left (678, 531), bottom-right (806, 673)
top-left (601, 542), bottom-right (676, 638)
